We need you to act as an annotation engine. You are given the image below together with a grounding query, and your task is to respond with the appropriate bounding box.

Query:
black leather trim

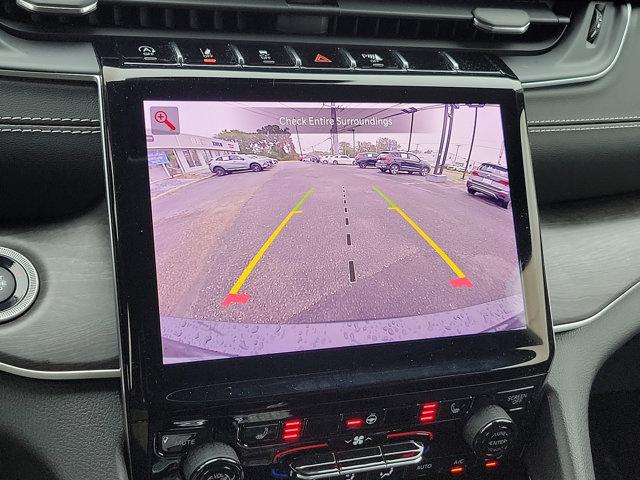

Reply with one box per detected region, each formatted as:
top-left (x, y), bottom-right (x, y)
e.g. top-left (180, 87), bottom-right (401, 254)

top-left (528, 121), bottom-right (640, 204)
top-left (0, 202), bottom-right (119, 372)
top-left (0, 372), bottom-right (126, 480)
top-left (0, 76), bottom-right (104, 222)
top-left (540, 192), bottom-right (640, 327)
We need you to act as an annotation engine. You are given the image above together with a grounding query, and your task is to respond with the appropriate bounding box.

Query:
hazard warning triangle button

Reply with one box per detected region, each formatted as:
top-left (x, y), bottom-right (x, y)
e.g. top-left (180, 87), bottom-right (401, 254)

top-left (299, 47), bottom-right (350, 69)
top-left (314, 53), bottom-right (333, 63)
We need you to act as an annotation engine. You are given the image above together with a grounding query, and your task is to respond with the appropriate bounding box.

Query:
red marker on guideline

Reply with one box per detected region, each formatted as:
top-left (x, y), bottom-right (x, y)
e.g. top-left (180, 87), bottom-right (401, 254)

top-left (154, 110), bottom-right (176, 131)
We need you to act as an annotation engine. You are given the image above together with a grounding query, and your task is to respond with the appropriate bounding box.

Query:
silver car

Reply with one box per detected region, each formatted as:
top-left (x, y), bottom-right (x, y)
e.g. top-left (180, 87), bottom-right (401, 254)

top-left (466, 163), bottom-right (511, 208)
top-left (208, 154), bottom-right (272, 176)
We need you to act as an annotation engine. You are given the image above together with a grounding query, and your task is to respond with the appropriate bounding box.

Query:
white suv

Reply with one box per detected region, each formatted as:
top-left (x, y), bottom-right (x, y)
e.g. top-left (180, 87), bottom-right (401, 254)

top-left (208, 154), bottom-right (272, 176)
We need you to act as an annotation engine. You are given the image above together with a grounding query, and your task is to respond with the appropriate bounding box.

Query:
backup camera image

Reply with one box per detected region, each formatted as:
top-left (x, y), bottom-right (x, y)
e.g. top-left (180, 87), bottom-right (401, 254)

top-left (144, 100), bottom-right (526, 365)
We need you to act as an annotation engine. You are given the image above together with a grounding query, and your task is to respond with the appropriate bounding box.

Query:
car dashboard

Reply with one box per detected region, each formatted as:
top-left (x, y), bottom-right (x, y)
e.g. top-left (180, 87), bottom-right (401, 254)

top-left (1, 2), bottom-right (640, 480)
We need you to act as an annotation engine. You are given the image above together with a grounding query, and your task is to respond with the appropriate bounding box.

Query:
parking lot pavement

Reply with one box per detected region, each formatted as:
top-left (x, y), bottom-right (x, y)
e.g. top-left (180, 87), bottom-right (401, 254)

top-left (152, 161), bottom-right (523, 327)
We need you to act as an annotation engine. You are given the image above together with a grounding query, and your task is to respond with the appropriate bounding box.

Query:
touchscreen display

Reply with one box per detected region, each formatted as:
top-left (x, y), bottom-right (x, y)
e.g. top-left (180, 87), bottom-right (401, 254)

top-left (143, 101), bottom-right (526, 364)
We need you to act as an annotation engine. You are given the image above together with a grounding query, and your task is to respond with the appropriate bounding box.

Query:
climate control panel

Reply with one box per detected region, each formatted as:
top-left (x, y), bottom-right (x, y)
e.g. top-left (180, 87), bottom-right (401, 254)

top-left (148, 377), bottom-right (541, 480)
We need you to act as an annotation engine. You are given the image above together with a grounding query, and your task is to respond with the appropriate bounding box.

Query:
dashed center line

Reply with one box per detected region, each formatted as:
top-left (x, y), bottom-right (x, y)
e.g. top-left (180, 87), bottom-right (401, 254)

top-left (348, 260), bottom-right (356, 283)
top-left (342, 187), bottom-right (356, 284)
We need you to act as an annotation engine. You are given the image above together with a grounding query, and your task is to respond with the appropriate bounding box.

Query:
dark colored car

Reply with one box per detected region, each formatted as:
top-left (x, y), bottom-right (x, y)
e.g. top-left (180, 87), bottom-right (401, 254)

top-left (466, 163), bottom-right (511, 209)
top-left (375, 151), bottom-right (431, 176)
top-left (355, 152), bottom-right (379, 168)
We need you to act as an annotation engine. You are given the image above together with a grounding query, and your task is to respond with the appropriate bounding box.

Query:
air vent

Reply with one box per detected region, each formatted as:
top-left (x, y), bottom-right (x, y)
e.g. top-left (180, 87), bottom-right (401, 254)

top-left (0, 0), bottom-right (574, 54)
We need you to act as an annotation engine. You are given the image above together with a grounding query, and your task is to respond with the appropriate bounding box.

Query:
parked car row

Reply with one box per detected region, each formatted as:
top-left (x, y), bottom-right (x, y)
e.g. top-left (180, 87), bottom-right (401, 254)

top-left (302, 150), bottom-right (510, 209)
top-left (302, 151), bottom-right (433, 176)
top-left (208, 154), bottom-right (278, 176)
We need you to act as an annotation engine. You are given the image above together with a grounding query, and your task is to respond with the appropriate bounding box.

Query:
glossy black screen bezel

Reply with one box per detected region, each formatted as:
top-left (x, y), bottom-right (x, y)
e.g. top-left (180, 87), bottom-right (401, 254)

top-left (103, 70), bottom-right (552, 406)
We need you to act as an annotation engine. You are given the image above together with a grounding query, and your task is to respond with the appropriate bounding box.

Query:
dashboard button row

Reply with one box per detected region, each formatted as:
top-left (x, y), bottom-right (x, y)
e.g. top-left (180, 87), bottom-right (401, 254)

top-left (239, 399), bottom-right (474, 447)
top-left (117, 41), bottom-right (501, 74)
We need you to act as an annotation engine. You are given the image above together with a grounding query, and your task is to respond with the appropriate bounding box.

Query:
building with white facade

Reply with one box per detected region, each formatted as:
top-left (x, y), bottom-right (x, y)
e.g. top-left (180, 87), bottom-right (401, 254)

top-left (146, 132), bottom-right (240, 182)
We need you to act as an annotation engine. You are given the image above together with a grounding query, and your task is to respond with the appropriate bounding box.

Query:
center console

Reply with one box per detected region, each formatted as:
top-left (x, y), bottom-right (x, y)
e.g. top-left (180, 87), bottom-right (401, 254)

top-left (101, 41), bottom-right (552, 480)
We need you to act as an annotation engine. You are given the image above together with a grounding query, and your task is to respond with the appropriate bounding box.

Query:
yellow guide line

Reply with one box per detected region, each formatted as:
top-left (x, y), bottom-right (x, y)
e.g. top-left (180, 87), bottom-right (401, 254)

top-left (228, 188), bottom-right (315, 296)
top-left (372, 185), bottom-right (466, 279)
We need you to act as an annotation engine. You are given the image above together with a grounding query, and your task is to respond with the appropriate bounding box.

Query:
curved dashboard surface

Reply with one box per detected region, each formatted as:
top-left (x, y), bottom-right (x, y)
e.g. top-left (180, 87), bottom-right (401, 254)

top-left (1, 3), bottom-right (640, 480)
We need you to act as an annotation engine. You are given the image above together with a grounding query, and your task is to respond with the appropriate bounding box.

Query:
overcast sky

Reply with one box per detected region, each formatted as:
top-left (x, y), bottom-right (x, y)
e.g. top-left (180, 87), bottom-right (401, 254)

top-left (144, 101), bottom-right (506, 164)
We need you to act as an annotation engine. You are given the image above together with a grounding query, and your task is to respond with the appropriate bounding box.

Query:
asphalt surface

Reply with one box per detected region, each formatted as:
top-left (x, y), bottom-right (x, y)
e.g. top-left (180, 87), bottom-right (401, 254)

top-left (152, 162), bottom-right (523, 328)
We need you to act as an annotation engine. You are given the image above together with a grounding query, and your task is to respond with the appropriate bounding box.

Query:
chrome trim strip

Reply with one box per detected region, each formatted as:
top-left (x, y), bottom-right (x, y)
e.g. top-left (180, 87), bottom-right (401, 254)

top-left (339, 48), bottom-right (357, 69)
top-left (523, 3), bottom-right (632, 89)
top-left (229, 44), bottom-right (245, 66)
top-left (473, 18), bottom-right (530, 35)
top-left (0, 68), bottom-right (97, 81)
top-left (554, 277), bottom-right (640, 333)
top-left (285, 45), bottom-right (302, 68)
top-left (0, 361), bottom-right (119, 379)
top-left (170, 42), bottom-right (184, 66)
top-left (440, 52), bottom-right (459, 71)
top-left (393, 50), bottom-right (410, 70)
top-left (16, 0), bottom-right (97, 15)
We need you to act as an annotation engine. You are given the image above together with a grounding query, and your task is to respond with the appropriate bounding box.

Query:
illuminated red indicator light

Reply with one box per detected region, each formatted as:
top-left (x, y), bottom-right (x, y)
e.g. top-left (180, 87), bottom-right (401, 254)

top-left (282, 419), bottom-right (303, 442)
top-left (484, 460), bottom-right (499, 470)
top-left (386, 431), bottom-right (434, 440)
top-left (419, 402), bottom-right (439, 424)
top-left (450, 465), bottom-right (465, 476)
top-left (273, 443), bottom-right (328, 462)
top-left (345, 418), bottom-right (364, 429)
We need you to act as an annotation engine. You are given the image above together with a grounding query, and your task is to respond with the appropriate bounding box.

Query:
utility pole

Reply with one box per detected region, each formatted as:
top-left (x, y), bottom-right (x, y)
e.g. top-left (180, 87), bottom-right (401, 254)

top-left (434, 104), bottom-right (456, 175)
top-left (498, 141), bottom-right (504, 165)
top-left (408, 111), bottom-right (415, 151)
top-left (434, 107), bottom-right (448, 174)
top-left (295, 124), bottom-right (303, 157)
top-left (330, 102), bottom-right (338, 155)
top-left (454, 144), bottom-right (461, 163)
top-left (352, 129), bottom-right (356, 156)
top-left (462, 105), bottom-right (480, 180)
top-left (402, 107), bottom-right (418, 152)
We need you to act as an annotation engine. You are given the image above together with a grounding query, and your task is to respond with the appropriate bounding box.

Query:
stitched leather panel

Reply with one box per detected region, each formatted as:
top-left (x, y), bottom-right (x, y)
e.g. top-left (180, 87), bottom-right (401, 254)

top-left (0, 76), bottom-right (103, 221)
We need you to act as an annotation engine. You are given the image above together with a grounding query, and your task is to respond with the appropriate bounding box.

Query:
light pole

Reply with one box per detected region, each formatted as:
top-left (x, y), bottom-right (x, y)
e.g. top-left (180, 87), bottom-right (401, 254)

top-left (351, 128), bottom-right (356, 156)
top-left (435, 104), bottom-right (457, 175)
top-left (402, 107), bottom-right (418, 152)
top-left (453, 144), bottom-right (461, 163)
top-left (295, 124), bottom-right (303, 157)
top-left (462, 105), bottom-right (482, 179)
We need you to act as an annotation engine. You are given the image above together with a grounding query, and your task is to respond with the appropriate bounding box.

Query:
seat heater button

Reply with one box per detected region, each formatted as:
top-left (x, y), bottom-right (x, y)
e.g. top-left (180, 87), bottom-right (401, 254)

top-left (239, 422), bottom-right (280, 445)
top-left (181, 43), bottom-right (239, 66)
top-left (438, 398), bottom-right (474, 420)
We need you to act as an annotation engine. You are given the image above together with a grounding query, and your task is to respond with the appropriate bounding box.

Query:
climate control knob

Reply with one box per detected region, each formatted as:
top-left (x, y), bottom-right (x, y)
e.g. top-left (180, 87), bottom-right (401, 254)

top-left (182, 443), bottom-right (243, 480)
top-left (462, 405), bottom-right (517, 458)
